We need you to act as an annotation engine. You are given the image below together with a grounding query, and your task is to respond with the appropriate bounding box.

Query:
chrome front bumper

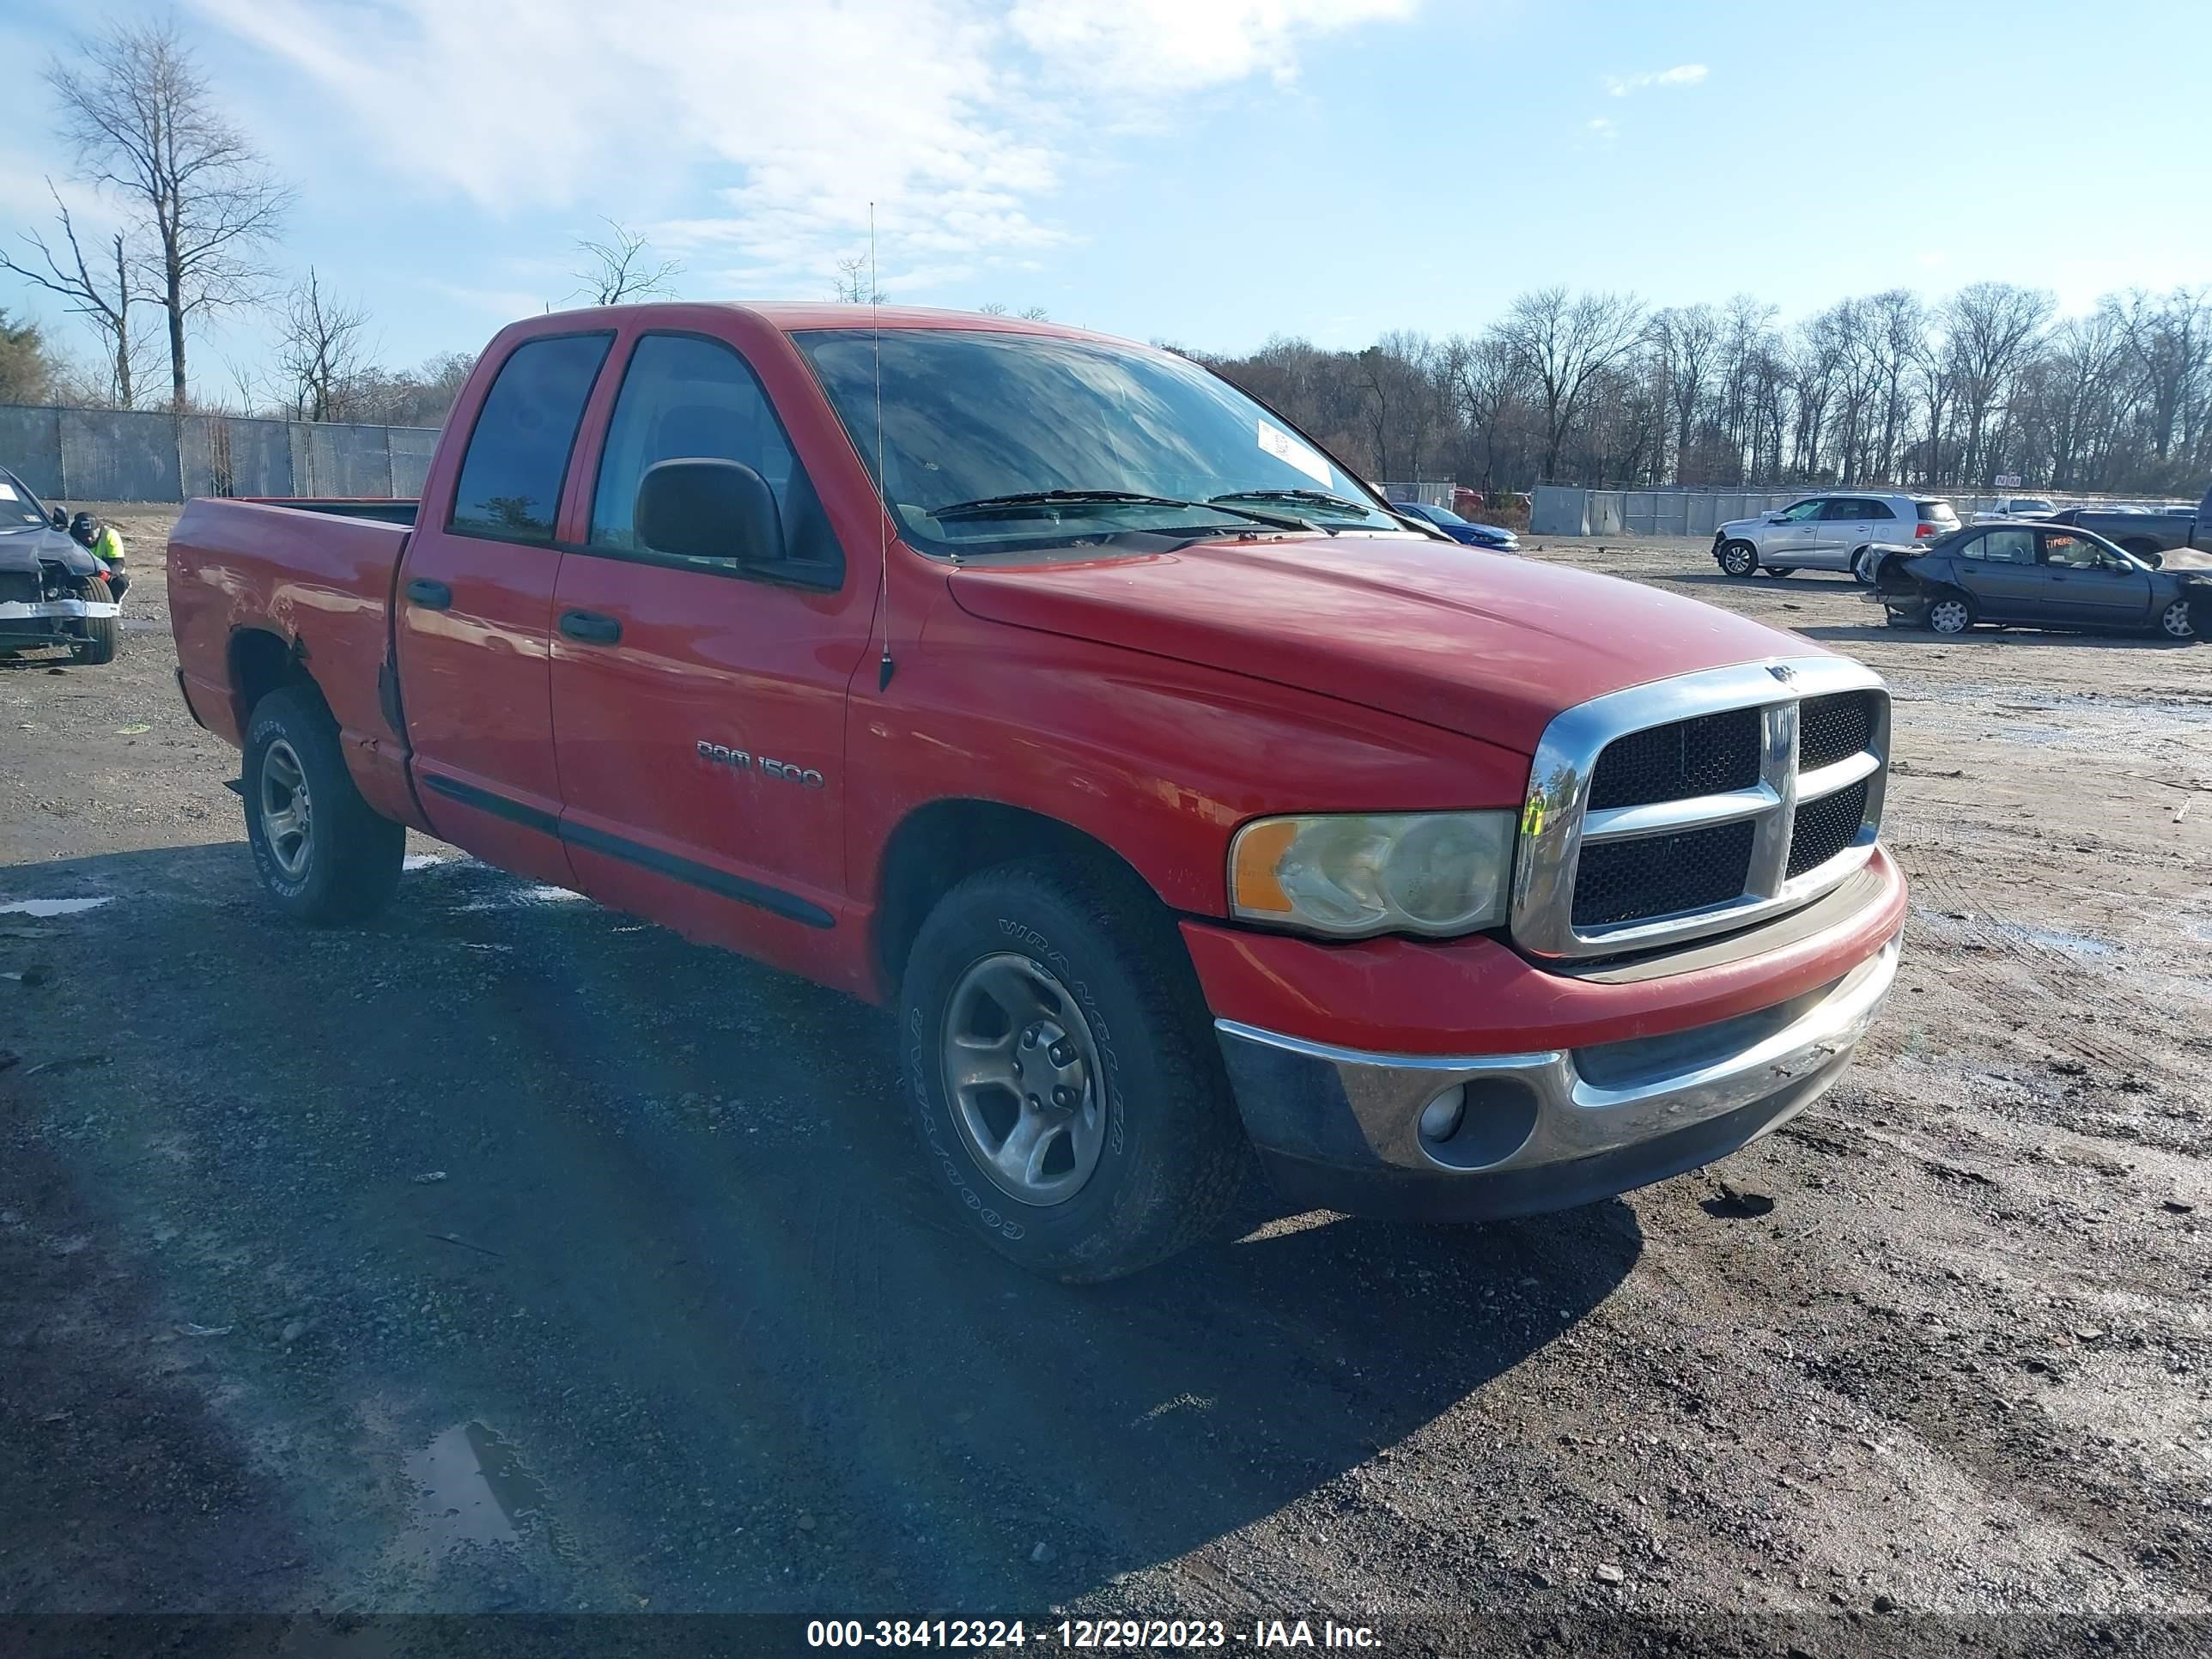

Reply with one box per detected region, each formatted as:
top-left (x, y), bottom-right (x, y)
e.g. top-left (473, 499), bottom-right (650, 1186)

top-left (0, 599), bottom-right (121, 621)
top-left (1216, 936), bottom-right (1899, 1221)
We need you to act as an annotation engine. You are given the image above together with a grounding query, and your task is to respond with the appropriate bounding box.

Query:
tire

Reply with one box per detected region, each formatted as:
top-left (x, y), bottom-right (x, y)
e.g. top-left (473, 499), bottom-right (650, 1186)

top-left (2155, 597), bottom-right (2198, 643)
top-left (1717, 539), bottom-right (1758, 577)
top-left (1926, 591), bottom-right (1976, 635)
top-left (242, 684), bottom-right (404, 924)
top-left (70, 575), bottom-right (118, 665)
top-left (1766, 566), bottom-right (1796, 577)
top-left (899, 858), bottom-right (1250, 1282)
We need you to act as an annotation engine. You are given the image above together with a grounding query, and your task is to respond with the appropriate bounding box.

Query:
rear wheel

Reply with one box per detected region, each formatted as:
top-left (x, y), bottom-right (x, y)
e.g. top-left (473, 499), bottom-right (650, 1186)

top-left (1717, 540), bottom-right (1758, 577)
top-left (2156, 598), bottom-right (2197, 643)
top-left (899, 859), bottom-right (1249, 1282)
top-left (243, 685), bottom-right (404, 924)
top-left (70, 575), bottom-right (118, 665)
top-left (1927, 592), bottom-right (1976, 635)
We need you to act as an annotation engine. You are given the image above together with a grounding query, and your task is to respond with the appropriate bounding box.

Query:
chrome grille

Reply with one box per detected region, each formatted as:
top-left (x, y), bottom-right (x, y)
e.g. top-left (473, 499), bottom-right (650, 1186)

top-left (1511, 658), bottom-right (1889, 960)
top-left (1586, 707), bottom-right (1761, 809)
top-left (1571, 818), bottom-right (1758, 927)
top-left (1799, 690), bottom-right (1879, 772)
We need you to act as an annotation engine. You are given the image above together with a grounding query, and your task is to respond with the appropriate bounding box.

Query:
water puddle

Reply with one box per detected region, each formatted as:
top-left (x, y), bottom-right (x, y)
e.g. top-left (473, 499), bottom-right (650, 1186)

top-left (404, 1421), bottom-right (551, 1562)
top-left (2018, 927), bottom-right (2115, 957)
top-left (0, 896), bottom-right (115, 917)
top-left (456, 884), bottom-right (586, 913)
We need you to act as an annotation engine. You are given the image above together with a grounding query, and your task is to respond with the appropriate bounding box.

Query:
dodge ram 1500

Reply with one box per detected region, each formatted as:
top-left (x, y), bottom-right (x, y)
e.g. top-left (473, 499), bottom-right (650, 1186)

top-left (170, 303), bottom-right (1906, 1281)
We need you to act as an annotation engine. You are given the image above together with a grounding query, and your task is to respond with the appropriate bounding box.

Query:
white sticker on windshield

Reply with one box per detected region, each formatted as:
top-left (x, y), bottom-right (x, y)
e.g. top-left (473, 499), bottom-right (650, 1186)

top-left (1256, 419), bottom-right (1334, 487)
top-left (0, 482), bottom-right (18, 502)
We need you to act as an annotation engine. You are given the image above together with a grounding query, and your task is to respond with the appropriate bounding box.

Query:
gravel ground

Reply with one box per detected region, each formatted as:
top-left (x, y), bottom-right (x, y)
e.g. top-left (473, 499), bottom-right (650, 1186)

top-left (2, 513), bottom-right (2208, 1656)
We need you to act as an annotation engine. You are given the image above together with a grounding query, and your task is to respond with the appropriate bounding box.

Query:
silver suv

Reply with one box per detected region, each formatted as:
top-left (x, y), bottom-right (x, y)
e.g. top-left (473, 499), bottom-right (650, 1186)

top-left (1713, 493), bottom-right (1960, 583)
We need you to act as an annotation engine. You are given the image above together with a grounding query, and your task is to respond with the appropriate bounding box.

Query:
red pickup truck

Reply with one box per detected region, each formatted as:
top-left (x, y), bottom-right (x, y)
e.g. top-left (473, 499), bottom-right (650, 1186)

top-left (170, 302), bottom-right (1905, 1281)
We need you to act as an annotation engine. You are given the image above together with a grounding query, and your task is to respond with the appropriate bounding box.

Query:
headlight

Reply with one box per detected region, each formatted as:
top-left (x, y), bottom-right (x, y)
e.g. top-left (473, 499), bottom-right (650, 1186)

top-left (1228, 811), bottom-right (1515, 939)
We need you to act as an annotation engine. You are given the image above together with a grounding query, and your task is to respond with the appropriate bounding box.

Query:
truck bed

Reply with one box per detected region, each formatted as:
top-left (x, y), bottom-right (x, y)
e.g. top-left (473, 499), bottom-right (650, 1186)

top-left (239, 497), bottom-right (420, 527)
top-left (167, 496), bottom-right (413, 816)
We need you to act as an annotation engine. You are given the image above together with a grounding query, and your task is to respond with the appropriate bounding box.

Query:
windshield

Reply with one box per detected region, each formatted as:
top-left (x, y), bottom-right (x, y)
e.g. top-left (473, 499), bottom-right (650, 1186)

top-left (1417, 502), bottom-right (1468, 525)
top-left (0, 470), bottom-right (52, 530)
top-left (794, 328), bottom-right (1404, 554)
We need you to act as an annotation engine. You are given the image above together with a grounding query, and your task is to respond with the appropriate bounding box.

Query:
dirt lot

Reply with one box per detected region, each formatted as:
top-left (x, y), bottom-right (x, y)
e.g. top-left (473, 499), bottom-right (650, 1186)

top-left (3, 512), bottom-right (2208, 1655)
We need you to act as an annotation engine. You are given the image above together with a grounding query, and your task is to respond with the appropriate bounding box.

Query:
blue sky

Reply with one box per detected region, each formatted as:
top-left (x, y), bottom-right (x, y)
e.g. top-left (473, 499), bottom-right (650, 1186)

top-left (2, 0), bottom-right (2203, 394)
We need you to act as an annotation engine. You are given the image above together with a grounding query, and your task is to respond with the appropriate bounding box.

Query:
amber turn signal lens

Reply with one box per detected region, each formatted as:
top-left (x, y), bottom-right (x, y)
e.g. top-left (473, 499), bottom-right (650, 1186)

top-left (1230, 819), bottom-right (1300, 915)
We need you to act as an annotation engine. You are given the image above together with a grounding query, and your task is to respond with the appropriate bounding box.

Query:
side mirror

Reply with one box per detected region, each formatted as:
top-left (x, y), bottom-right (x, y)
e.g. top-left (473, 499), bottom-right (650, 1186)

top-left (51, 507), bottom-right (68, 530)
top-left (635, 459), bottom-right (784, 565)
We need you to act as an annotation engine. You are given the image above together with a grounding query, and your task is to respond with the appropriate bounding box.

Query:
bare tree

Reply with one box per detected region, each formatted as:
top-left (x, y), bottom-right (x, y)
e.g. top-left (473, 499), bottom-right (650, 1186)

top-left (1489, 288), bottom-right (1646, 480)
top-left (0, 180), bottom-right (150, 407)
top-left (46, 18), bottom-right (292, 409)
top-left (274, 267), bottom-right (372, 422)
top-left (571, 219), bottom-right (683, 306)
top-left (1941, 281), bottom-right (2054, 487)
top-left (831, 256), bottom-right (884, 305)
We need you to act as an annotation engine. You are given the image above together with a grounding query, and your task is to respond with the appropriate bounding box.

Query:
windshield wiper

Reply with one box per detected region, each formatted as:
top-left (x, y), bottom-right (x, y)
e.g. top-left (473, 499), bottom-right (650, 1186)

top-left (932, 489), bottom-right (1306, 531)
top-left (1208, 488), bottom-right (1371, 517)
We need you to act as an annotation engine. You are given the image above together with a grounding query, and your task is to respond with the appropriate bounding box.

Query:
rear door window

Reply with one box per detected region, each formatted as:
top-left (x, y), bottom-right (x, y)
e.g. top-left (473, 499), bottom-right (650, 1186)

top-left (1981, 528), bottom-right (2035, 563)
top-left (1819, 499), bottom-right (1863, 520)
top-left (1863, 500), bottom-right (1898, 520)
top-left (447, 332), bottom-right (614, 543)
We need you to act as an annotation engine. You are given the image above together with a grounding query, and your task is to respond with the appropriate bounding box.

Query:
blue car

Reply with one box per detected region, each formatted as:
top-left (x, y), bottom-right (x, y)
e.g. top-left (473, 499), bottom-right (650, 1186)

top-left (1392, 500), bottom-right (1520, 550)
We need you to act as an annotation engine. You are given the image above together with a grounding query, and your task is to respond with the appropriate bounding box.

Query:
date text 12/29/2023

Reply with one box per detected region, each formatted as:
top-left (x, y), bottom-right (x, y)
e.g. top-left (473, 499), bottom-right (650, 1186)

top-left (805, 1620), bottom-right (1382, 1650)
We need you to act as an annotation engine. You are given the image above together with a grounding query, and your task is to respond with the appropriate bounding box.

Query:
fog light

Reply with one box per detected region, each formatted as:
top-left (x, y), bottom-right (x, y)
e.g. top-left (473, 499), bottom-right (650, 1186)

top-left (1418, 1084), bottom-right (1467, 1143)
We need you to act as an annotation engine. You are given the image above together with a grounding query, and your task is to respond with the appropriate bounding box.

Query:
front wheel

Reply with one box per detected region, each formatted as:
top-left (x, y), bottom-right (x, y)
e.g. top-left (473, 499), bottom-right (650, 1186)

top-left (899, 860), bottom-right (1250, 1282)
top-left (243, 685), bottom-right (404, 924)
top-left (1717, 540), bottom-right (1759, 577)
top-left (1927, 592), bottom-right (1976, 635)
top-left (2156, 598), bottom-right (2198, 643)
top-left (71, 575), bottom-right (118, 665)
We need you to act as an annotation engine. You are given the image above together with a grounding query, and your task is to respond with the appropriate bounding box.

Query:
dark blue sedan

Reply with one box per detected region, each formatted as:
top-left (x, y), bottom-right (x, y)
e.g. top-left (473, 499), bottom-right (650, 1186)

top-left (1392, 501), bottom-right (1520, 550)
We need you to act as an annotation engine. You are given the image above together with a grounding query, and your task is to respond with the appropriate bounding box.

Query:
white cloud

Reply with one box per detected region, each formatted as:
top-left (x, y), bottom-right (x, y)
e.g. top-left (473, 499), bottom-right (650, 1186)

top-left (1584, 116), bottom-right (1619, 143)
top-left (1602, 63), bottom-right (1708, 97)
top-left (185, 0), bottom-right (1417, 296)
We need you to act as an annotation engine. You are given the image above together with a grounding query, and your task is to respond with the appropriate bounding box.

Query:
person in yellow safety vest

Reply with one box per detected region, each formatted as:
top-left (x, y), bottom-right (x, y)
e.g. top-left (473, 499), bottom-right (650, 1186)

top-left (68, 512), bottom-right (129, 602)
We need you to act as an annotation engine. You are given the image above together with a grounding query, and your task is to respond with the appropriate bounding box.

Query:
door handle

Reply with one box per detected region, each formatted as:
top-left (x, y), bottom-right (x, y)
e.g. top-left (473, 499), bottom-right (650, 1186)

top-left (559, 609), bottom-right (623, 645)
top-left (405, 578), bottom-right (453, 610)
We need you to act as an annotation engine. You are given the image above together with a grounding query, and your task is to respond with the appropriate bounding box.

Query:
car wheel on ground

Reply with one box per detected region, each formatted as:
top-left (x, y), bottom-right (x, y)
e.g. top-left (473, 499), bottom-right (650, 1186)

top-left (1926, 592), bottom-right (1976, 635)
top-left (2156, 599), bottom-right (2197, 643)
top-left (242, 685), bottom-right (405, 924)
top-left (1717, 539), bottom-right (1758, 577)
top-left (70, 574), bottom-right (118, 665)
top-left (898, 858), bottom-right (1250, 1283)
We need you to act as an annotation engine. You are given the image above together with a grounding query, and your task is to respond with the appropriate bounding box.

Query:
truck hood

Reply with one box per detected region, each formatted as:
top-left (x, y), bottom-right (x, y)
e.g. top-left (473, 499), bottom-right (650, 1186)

top-left (0, 524), bottom-right (94, 577)
top-left (946, 535), bottom-right (1823, 755)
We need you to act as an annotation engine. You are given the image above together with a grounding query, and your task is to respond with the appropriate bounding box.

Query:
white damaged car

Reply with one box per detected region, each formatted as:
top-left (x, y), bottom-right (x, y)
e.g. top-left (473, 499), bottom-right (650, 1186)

top-left (0, 465), bottom-right (120, 665)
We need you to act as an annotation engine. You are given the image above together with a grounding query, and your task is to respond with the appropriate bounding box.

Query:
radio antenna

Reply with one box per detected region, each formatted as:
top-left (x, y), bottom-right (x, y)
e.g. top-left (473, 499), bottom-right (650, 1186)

top-left (872, 202), bottom-right (894, 691)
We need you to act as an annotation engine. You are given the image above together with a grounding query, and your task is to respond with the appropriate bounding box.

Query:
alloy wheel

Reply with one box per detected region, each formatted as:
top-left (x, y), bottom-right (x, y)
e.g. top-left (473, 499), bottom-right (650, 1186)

top-left (939, 952), bottom-right (1108, 1206)
top-left (258, 738), bottom-right (314, 879)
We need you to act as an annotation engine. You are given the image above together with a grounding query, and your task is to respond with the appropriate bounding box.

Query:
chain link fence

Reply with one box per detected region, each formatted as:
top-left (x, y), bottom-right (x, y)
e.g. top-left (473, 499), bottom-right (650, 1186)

top-left (0, 404), bottom-right (440, 503)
